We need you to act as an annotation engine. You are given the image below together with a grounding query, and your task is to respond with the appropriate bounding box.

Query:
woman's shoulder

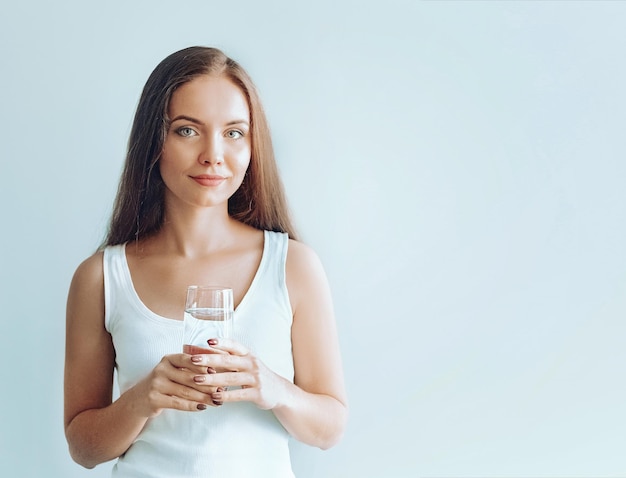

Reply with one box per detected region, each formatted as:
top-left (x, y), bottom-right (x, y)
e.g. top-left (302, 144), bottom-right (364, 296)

top-left (286, 239), bottom-right (328, 297)
top-left (286, 238), bottom-right (320, 267)
top-left (70, 250), bottom-right (105, 294)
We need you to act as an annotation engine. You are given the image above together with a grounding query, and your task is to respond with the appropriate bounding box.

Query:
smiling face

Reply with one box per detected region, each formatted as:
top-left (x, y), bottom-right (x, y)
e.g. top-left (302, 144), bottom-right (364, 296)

top-left (159, 74), bottom-right (252, 212)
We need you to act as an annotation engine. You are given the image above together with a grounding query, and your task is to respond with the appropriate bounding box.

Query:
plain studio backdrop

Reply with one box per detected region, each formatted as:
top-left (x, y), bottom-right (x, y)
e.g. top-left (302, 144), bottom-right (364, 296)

top-left (1, 1), bottom-right (625, 477)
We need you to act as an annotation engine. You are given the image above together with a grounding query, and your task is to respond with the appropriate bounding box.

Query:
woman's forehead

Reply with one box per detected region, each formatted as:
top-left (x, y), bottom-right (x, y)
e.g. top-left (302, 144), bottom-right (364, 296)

top-left (169, 75), bottom-right (250, 123)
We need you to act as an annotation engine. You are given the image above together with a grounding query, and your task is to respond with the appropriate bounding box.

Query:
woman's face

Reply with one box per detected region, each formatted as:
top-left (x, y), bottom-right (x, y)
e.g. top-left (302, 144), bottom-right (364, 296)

top-left (160, 74), bottom-right (251, 211)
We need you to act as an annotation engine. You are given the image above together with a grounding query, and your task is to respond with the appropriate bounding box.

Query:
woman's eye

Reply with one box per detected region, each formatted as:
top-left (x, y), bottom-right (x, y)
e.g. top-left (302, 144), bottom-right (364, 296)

top-left (226, 130), bottom-right (243, 139)
top-left (177, 127), bottom-right (197, 137)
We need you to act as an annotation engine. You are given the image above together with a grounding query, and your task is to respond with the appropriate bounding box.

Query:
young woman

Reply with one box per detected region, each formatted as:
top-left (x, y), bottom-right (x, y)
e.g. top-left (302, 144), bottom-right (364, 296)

top-left (64, 46), bottom-right (347, 477)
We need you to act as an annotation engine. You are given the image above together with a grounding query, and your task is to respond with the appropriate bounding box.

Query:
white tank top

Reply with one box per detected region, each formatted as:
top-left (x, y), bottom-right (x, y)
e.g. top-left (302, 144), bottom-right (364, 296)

top-left (103, 230), bottom-right (295, 478)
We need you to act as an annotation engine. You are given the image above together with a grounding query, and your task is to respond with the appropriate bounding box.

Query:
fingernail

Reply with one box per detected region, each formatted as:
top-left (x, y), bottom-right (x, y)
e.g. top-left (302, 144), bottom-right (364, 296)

top-left (212, 400), bottom-right (223, 406)
top-left (194, 375), bottom-right (206, 383)
top-left (207, 367), bottom-right (216, 374)
top-left (208, 339), bottom-right (218, 346)
top-left (197, 403), bottom-right (207, 410)
top-left (191, 355), bottom-right (202, 363)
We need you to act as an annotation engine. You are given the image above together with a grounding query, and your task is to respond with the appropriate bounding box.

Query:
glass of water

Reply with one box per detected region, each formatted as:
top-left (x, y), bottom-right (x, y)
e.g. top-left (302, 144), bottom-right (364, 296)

top-left (183, 286), bottom-right (234, 354)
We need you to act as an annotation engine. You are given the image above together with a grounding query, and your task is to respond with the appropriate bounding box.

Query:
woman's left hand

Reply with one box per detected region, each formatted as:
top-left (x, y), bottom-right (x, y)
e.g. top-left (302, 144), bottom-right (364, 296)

top-left (189, 338), bottom-right (288, 410)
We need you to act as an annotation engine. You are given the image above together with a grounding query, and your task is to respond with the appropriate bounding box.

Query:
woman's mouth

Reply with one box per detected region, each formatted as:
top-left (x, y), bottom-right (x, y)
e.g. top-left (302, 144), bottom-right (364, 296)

top-left (191, 174), bottom-right (226, 187)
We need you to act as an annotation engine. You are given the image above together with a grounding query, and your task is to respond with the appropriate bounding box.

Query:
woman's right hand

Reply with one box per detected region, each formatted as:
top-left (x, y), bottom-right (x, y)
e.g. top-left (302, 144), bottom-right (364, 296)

top-left (132, 352), bottom-right (225, 417)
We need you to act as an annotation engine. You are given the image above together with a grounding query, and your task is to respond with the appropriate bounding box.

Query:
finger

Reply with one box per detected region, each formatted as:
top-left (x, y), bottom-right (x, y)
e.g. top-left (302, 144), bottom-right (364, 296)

top-left (211, 386), bottom-right (255, 404)
top-left (161, 353), bottom-right (216, 376)
top-left (190, 373), bottom-right (227, 396)
top-left (184, 355), bottom-right (225, 375)
top-left (161, 358), bottom-right (210, 385)
top-left (183, 344), bottom-right (227, 356)
top-left (206, 338), bottom-right (250, 356)
top-left (187, 353), bottom-right (251, 373)
top-left (150, 357), bottom-right (221, 412)
top-left (157, 361), bottom-right (221, 396)
top-left (166, 392), bottom-right (221, 411)
top-left (212, 387), bottom-right (224, 406)
top-left (150, 380), bottom-right (216, 410)
top-left (198, 371), bottom-right (256, 389)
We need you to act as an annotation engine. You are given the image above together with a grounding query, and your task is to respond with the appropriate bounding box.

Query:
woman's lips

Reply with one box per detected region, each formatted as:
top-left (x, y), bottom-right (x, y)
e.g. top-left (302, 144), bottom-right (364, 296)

top-left (191, 174), bottom-right (226, 186)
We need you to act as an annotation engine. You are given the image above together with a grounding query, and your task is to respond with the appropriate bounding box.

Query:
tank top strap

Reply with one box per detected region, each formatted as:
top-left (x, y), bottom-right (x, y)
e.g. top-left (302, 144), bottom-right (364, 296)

top-left (102, 244), bottom-right (130, 333)
top-left (253, 231), bottom-right (291, 320)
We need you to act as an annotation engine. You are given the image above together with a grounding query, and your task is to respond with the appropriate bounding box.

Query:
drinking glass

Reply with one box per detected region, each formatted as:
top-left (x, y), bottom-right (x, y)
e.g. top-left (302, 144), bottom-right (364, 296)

top-left (183, 286), bottom-right (234, 354)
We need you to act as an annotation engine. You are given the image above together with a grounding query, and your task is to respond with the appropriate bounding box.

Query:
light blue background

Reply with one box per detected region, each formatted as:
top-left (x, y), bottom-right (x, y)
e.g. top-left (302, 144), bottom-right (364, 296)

top-left (1, 1), bottom-right (625, 477)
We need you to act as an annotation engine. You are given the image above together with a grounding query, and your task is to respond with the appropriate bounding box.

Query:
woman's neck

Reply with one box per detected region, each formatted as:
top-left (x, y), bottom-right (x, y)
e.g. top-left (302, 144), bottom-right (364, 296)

top-left (149, 203), bottom-right (242, 258)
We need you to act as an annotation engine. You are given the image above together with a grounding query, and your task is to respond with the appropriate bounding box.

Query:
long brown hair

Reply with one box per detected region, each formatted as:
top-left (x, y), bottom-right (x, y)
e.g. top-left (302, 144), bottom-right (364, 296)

top-left (104, 46), bottom-right (297, 246)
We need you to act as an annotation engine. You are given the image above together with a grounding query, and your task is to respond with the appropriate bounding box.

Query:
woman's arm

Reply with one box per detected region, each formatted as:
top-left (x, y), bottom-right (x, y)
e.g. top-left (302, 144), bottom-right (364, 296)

top-left (275, 239), bottom-right (348, 448)
top-left (205, 240), bottom-right (348, 449)
top-left (64, 253), bottom-right (146, 468)
top-left (64, 253), bottom-right (219, 468)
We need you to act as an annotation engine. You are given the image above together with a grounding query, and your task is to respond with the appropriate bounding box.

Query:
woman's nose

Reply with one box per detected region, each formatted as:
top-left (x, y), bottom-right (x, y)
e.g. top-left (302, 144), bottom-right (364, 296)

top-left (198, 136), bottom-right (224, 165)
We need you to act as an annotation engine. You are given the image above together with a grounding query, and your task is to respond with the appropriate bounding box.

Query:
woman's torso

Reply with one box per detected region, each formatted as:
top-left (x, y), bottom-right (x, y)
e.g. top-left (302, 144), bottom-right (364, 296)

top-left (103, 230), bottom-right (295, 478)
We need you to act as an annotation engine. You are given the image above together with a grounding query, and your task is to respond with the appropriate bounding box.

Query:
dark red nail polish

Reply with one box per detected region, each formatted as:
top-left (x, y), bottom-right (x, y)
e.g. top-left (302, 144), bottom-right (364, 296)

top-left (197, 403), bottom-right (207, 410)
top-left (207, 367), bottom-right (216, 374)
top-left (208, 339), bottom-right (218, 346)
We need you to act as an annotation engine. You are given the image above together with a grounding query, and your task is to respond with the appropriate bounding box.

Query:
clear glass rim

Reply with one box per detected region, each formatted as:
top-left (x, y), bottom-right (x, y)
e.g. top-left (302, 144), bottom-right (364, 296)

top-left (187, 285), bottom-right (233, 292)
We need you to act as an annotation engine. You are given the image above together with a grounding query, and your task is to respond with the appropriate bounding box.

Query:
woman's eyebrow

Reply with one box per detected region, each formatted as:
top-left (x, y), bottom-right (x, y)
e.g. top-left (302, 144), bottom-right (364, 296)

top-left (169, 116), bottom-right (249, 127)
top-left (170, 115), bottom-right (203, 124)
top-left (225, 119), bottom-right (250, 127)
